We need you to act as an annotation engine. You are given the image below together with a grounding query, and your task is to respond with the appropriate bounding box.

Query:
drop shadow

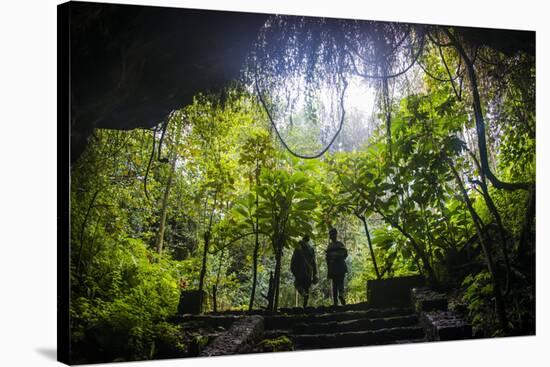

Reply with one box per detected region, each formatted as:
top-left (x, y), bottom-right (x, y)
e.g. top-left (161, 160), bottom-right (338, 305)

top-left (36, 348), bottom-right (57, 361)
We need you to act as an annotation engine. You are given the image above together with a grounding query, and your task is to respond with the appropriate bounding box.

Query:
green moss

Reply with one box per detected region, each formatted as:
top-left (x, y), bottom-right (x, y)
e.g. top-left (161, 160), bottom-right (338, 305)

top-left (259, 336), bottom-right (294, 352)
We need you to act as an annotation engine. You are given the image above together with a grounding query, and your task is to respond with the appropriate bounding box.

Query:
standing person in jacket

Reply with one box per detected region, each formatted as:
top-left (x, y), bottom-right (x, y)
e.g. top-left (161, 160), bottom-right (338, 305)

top-left (325, 228), bottom-right (348, 306)
top-left (291, 235), bottom-right (318, 308)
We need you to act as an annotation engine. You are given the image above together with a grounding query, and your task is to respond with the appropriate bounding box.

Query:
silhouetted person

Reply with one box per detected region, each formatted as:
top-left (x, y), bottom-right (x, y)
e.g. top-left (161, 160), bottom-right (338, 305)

top-left (326, 228), bottom-right (348, 306)
top-left (291, 235), bottom-right (318, 308)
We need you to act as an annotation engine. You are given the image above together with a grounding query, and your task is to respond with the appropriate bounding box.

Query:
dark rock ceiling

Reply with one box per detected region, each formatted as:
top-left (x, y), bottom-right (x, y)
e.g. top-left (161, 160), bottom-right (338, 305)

top-left (65, 1), bottom-right (534, 163)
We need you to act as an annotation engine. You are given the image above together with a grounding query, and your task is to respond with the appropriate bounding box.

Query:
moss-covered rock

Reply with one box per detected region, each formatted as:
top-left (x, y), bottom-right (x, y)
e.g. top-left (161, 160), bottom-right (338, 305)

top-left (259, 336), bottom-right (294, 352)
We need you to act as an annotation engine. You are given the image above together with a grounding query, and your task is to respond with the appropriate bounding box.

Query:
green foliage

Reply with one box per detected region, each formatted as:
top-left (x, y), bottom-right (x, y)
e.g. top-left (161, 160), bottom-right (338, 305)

top-left (462, 271), bottom-right (500, 335)
top-left (257, 168), bottom-right (319, 247)
top-left (70, 34), bottom-right (535, 360)
top-left (259, 336), bottom-right (294, 352)
top-left (70, 237), bottom-right (183, 362)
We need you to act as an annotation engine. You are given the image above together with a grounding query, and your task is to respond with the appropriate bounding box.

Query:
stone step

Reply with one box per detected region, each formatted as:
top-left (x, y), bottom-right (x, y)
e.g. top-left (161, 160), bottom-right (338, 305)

top-left (391, 337), bottom-right (428, 344)
top-left (421, 310), bottom-right (472, 341)
top-left (258, 332), bottom-right (428, 352)
top-left (411, 287), bottom-right (448, 312)
top-left (262, 329), bottom-right (292, 340)
top-left (171, 314), bottom-right (245, 329)
top-left (293, 314), bottom-right (419, 334)
top-left (277, 302), bottom-right (371, 315)
top-left (264, 307), bottom-right (414, 330)
top-left (293, 326), bottom-right (425, 349)
top-left (204, 302), bottom-right (372, 317)
top-left (200, 316), bottom-right (264, 357)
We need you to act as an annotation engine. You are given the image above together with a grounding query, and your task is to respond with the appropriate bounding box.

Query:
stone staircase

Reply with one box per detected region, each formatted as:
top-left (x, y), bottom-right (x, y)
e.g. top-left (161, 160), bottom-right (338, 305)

top-left (174, 276), bottom-right (473, 357)
top-left (260, 304), bottom-right (426, 351)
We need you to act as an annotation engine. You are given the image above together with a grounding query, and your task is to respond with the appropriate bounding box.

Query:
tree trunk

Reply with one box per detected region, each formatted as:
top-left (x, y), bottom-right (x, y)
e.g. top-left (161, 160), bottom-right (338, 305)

top-left (268, 238), bottom-right (284, 312)
top-left (382, 75), bottom-right (392, 158)
top-left (249, 235), bottom-right (260, 311)
top-left (273, 242), bottom-right (283, 311)
top-left (249, 173), bottom-right (260, 311)
top-left (449, 161), bottom-right (509, 332)
top-left (444, 28), bottom-right (530, 191)
top-left (357, 214), bottom-right (381, 279)
top-left (467, 142), bottom-right (512, 294)
top-left (154, 120), bottom-right (182, 254)
top-left (265, 271), bottom-right (275, 310)
top-left (198, 190), bottom-right (218, 296)
top-left (517, 187), bottom-right (536, 268)
top-left (475, 178), bottom-right (512, 295)
top-left (198, 230), bottom-right (211, 296)
top-left (154, 152), bottom-right (177, 255)
top-left (212, 285), bottom-right (218, 313)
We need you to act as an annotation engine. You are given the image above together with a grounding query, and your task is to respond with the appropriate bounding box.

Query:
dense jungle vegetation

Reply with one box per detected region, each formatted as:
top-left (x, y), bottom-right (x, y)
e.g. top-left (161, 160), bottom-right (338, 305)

top-left (69, 18), bottom-right (535, 362)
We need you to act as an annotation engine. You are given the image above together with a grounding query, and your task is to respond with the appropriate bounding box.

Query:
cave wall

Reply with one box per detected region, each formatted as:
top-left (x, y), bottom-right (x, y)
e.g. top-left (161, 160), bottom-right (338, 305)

top-left (67, 1), bottom-right (267, 162)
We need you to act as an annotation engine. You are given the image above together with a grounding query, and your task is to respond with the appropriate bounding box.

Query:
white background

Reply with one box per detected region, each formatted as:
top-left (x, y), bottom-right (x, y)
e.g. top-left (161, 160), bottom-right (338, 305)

top-left (0, 0), bottom-right (547, 366)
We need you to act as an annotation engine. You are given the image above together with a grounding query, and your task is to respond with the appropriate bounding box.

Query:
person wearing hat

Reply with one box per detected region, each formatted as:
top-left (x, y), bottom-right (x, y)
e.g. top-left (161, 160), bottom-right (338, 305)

top-left (325, 228), bottom-right (348, 306)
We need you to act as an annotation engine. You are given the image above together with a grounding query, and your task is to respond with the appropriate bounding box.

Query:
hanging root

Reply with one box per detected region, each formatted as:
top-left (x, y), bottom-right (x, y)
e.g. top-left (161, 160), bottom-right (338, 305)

top-left (157, 119), bottom-right (170, 163)
top-left (254, 67), bottom-right (349, 159)
top-left (144, 126), bottom-right (158, 200)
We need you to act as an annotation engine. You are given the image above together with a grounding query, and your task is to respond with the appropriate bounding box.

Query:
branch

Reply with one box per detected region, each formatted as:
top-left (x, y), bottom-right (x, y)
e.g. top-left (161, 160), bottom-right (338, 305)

top-left (345, 25), bottom-right (412, 65)
top-left (427, 30), bottom-right (452, 47)
top-left (144, 125), bottom-right (158, 200)
top-left (444, 28), bottom-right (532, 191)
top-left (349, 33), bottom-right (426, 79)
top-left (254, 67), bottom-right (348, 159)
top-left (417, 58), bottom-right (460, 83)
top-left (371, 204), bottom-right (435, 283)
top-left (157, 118), bottom-right (170, 163)
top-left (435, 39), bottom-right (462, 101)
